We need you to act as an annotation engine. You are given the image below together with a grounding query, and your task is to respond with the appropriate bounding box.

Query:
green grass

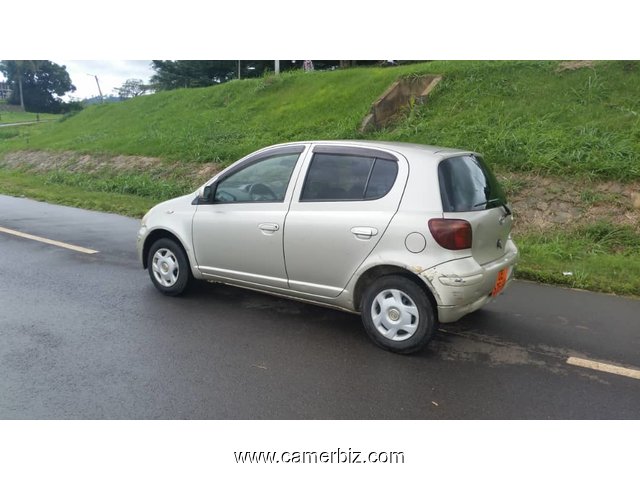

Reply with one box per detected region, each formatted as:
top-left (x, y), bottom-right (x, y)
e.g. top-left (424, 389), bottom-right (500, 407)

top-left (42, 170), bottom-right (194, 200)
top-left (381, 61), bottom-right (640, 181)
top-left (0, 67), bottom-right (415, 163)
top-left (0, 169), bottom-right (154, 217)
top-left (0, 127), bottom-right (21, 140)
top-left (516, 222), bottom-right (640, 296)
top-left (2, 61), bottom-right (638, 180)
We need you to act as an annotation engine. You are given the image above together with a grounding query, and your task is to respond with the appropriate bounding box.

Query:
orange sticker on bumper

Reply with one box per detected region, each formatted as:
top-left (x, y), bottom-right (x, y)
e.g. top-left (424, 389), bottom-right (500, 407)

top-left (491, 268), bottom-right (509, 297)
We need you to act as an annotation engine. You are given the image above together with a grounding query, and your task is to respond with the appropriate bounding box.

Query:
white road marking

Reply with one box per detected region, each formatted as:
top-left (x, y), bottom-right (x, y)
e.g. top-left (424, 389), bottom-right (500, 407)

top-left (567, 356), bottom-right (640, 380)
top-left (0, 226), bottom-right (99, 254)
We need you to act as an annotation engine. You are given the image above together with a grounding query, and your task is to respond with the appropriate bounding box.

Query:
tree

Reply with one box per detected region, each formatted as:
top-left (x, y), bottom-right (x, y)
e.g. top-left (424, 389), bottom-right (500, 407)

top-left (114, 78), bottom-right (149, 99)
top-left (149, 60), bottom-right (383, 92)
top-left (1, 60), bottom-right (40, 110)
top-left (150, 60), bottom-right (287, 90)
top-left (151, 61), bottom-right (237, 90)
top-left (0, 60), bottom-right (76, 113)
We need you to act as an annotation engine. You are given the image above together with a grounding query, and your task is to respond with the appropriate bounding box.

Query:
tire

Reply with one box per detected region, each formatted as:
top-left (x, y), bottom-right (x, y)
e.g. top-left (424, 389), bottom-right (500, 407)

top-left (147, 238), bottom-right (192, 296)
top-left (360, 275), bottom-right (436, 354)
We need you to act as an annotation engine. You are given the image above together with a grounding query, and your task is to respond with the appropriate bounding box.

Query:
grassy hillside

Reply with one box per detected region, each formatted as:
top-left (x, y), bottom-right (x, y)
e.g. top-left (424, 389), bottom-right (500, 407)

top-left (0, 65), bottom-right (417, 163)
top-left (2, 60), bottom-right (639, 180)
top-left (385, 61), bottom-right (640, 181)
top-left (1, 60), bottom-right (639, 296)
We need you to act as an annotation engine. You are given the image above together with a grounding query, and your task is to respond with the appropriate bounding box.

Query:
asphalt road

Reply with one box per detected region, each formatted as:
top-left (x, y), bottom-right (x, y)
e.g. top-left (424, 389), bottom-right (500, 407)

top-left (0, 194), bottom-right (638, 419)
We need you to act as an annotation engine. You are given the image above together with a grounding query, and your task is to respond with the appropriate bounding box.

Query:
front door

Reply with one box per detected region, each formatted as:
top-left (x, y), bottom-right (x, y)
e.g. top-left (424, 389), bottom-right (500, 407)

top-left (192, 146), bottom-right (306, 289)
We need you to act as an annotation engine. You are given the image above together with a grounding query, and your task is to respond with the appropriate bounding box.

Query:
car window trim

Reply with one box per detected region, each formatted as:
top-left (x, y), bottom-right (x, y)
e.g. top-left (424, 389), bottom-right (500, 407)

top-left (311, 145), bottom-right (397, 161)
top-left (215, 145), bottom-right (306, 185)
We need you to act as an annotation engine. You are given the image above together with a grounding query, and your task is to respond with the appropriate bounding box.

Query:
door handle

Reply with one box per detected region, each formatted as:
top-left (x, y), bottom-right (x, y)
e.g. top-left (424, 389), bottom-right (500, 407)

top-left (259, 223), bottom-right (280, 232)
top-left (351, 227), bottom-right (378, 238)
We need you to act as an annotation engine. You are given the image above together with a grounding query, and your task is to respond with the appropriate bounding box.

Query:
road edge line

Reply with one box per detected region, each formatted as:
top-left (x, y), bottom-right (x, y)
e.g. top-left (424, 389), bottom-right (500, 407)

top-left (0, 225), bottom-right (99, 255)
top-left (566, 356), bottom-right (640, 380)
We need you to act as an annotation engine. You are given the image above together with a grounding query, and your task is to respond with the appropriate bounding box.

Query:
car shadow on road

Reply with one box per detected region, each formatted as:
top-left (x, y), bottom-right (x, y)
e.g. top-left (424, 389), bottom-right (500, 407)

top-left (171, 279), bottom-right (369, 340)
top-left (169, 280), bottom-right (474, 361)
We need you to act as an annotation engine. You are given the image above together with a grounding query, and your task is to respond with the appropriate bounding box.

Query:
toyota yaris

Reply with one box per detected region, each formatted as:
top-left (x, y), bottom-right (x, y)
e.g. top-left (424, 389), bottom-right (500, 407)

top-left (137, 141), bottom-right (518, 353)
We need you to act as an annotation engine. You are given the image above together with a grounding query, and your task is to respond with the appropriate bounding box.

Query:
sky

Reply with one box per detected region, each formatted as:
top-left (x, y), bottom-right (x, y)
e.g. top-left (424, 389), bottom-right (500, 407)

top-left (53, 60), bottom-right (155, 100)
top-left (0, 60), bottom-right (155, 100)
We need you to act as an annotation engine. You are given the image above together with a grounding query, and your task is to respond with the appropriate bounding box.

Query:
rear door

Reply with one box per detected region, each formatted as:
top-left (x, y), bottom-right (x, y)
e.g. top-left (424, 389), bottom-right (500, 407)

top-left (438, 154), bottom-right (513, 265)
top-left (283, 145), bottom-right (408, 297)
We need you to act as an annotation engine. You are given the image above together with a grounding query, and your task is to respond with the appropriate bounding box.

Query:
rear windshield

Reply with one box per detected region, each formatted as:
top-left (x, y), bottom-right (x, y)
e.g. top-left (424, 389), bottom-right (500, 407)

top-left (438, 155), bottom-right (507, 212)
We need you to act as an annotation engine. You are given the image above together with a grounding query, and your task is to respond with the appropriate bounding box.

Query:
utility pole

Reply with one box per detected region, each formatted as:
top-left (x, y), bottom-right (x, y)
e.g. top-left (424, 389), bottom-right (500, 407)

top-left (275, 60), bottom-right (280, 75)
top-left (237, 61), bottom-right (241, 80)
top-left (87, 73), bottom-right (104, 103)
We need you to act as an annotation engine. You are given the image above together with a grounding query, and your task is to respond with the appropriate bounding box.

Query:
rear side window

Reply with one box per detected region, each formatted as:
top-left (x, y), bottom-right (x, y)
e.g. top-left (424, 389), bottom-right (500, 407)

top-left (438, 155), bottom-right (507, 212)
top-left (365, 159), bottom-right (398, 199)
top-left (301, 153), bottom-right (398, 201)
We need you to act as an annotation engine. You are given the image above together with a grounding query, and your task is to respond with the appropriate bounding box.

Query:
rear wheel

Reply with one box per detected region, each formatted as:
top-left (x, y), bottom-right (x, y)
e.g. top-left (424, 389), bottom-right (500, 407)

top-left (360, 275), bottom-right (436, 354)
top-left (147, 238), bottom-right (191, 296)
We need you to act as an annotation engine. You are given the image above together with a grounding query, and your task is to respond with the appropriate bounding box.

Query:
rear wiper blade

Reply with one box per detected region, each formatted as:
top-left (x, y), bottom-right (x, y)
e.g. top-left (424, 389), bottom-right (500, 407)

top-left (473, 198), bottom-right (512, 216)
top-left (473, 198), bottom-right (501, 208)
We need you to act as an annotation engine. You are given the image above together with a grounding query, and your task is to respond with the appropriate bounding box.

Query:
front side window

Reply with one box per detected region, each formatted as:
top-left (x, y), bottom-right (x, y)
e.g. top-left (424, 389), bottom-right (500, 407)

top-left (300, 153), bottom-right (398, 202)
top-left (214, 153), bottom-right (300, 203)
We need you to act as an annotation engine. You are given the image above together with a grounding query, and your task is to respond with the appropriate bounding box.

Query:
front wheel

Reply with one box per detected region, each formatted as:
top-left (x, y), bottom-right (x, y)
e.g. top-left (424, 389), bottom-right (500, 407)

top-left (147, 238), bottom-right (192, 296)
top-left (360, 275), bottom-right (436, 354)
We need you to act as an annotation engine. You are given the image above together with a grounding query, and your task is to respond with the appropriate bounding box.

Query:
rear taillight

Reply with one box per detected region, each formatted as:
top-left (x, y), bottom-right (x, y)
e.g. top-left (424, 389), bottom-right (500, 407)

top-left (428, 218), bottom-right (472, 250)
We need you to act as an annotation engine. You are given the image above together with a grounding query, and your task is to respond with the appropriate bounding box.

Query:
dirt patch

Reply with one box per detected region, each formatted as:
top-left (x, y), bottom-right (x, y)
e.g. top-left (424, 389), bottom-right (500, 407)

top-left (1, 151), bottom-right (163, 174)
top-left (195, 163), bottom-right (222, 181)
top-left (556, 60), bottom-right (596, 72)
top-left (1, 150), bottom-right (638, 234)
top-left (0, 150), bottom-right (222, 185)
top-left (499, 172), bottom-right (640, 235)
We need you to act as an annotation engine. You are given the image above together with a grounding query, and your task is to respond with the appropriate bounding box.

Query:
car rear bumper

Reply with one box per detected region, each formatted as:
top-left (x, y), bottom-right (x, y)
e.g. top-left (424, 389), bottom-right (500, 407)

top-left (420, 239), bottom-right (518, 323)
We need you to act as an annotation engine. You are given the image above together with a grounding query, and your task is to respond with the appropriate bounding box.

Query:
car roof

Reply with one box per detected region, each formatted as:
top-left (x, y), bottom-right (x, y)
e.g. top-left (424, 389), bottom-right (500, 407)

top-left (273, 140), bottom-right (475, 159)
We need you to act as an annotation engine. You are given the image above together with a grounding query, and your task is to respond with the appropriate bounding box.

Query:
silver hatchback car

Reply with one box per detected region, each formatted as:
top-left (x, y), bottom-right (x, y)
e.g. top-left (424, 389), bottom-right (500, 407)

top-left (137, 141), bottom-right (518, 353)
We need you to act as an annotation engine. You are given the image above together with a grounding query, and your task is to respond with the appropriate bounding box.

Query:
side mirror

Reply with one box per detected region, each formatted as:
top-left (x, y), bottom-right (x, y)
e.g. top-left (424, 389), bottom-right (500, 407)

top-left (194, 184), bottom-right (214, 205)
